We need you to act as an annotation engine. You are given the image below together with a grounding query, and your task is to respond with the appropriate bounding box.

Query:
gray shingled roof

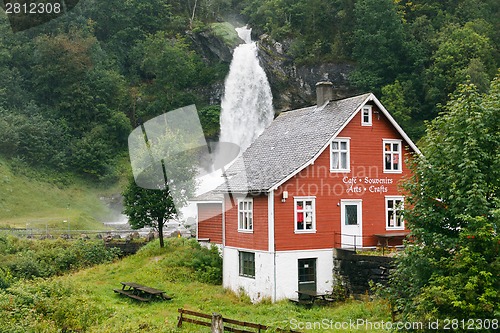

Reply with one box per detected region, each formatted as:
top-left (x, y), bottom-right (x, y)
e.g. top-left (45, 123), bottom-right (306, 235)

top-left (215, 93), bottom-right (372, 193)
top-left (190, 190), bottom-right (224, 202)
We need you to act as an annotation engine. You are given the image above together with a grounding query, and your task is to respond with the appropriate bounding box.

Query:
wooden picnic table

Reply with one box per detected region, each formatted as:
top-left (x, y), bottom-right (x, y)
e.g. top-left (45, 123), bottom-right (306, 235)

top-left (113, 282), bottom-right (172, 302)
top-left (291, 290), bottom-right (334, 306)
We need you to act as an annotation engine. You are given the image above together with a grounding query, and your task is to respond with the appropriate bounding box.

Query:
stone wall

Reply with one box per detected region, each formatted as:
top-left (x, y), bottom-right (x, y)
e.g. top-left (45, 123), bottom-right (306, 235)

top-left (333, 248), bottom-right (395, 295)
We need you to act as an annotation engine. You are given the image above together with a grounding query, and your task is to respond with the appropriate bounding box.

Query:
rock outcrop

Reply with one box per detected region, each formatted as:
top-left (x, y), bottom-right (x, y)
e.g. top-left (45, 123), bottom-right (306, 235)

top-left (188, 22), bottom-right (357, 113)
top-left (257, 34), bottom-right (357, 112)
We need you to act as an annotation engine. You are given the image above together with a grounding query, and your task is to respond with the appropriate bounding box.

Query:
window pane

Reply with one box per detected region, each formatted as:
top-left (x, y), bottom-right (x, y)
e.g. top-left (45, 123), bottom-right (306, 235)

top-left (341, 141), bottom-right (347, 150)
top-left (385, 153), bottom-right (392, 170)
top-left (341, 152), bottom-right (347, 169)
top-left (345, 205), bottom-right (358, 225)
top-left (388, 211), bottom-right (394, 227)
top-left (239, 252), bottom-right (255, 277)
top-left (393, 143), bottom-right (399, 151)
top-left (332, 141), bottom-right (339, 150)
top-left (332, 152), bottom-right (339, 169)
top-left (364, 112), bottom-right (369, 122)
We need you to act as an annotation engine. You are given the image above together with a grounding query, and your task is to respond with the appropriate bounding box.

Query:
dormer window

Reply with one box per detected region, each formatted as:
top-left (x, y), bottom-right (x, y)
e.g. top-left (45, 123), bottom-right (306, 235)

top-left (362, 105), bottom-right (372, 126)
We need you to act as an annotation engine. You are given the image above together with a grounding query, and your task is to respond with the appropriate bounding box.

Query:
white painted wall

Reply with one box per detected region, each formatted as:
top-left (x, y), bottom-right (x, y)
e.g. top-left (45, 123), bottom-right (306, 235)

top-left (223, 246), bottom-right (334, 302)
top-left (274, 249), bottom-right (334, 301)
top-left (223, 247), bottom-right (274, 302)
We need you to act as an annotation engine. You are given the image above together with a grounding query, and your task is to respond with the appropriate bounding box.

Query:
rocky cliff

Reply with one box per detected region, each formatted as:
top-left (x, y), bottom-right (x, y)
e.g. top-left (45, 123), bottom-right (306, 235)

top-left (257, 34), bottom-right (357, 112)
top-left (190, 22), bottom-right (357, 112)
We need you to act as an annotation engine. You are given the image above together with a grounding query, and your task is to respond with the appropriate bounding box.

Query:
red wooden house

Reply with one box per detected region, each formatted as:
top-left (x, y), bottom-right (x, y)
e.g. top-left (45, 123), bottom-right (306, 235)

top-left (194, 82), bottom-right (420, 302)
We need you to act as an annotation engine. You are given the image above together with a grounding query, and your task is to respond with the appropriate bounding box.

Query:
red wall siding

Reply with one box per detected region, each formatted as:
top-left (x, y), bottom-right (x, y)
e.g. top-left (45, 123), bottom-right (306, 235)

top-left (197, 203), bottom-right (223, 244)
top-left (224, 194), bottom-right (268, 251)
top-left (274, 105), bottom-right (413, 251)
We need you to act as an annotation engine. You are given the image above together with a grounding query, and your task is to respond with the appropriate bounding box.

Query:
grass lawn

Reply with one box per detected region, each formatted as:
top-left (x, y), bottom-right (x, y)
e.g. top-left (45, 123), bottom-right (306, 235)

top-left (1, 239), bottom-right (392, 332)
top-left (0, 158), bottom-right (118, 232)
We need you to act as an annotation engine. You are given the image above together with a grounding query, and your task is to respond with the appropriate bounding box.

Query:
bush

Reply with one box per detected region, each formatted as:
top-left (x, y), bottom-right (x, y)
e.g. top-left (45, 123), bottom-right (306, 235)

top-left (137, 238), bottom-right (223, 284)
top-left (0, 237), bottom-right (121, 283)
top-left (0, 279), bottom-right (111, 332)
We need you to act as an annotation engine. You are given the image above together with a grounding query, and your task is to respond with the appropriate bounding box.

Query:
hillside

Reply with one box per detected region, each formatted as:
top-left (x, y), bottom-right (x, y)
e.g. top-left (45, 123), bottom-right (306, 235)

top-left (1, 0), bottom-right (498, 182)
top-left (0, 238), bottom-right (391, 332)
top-left (0, 158), bottom-right (119, 231)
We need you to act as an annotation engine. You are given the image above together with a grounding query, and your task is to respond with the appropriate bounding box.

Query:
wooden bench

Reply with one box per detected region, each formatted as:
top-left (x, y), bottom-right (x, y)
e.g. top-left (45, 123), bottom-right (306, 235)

top-left (113, 288), bottom-right (149, 302)
top-left (288, 298), bottom-right (314, 307)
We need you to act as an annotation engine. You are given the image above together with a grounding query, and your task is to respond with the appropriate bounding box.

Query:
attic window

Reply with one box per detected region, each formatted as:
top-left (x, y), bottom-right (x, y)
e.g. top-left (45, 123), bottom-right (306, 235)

top-left (362, 106), bottom-right (372, 126)
top-left (330, 138), bottom-right (350, 172)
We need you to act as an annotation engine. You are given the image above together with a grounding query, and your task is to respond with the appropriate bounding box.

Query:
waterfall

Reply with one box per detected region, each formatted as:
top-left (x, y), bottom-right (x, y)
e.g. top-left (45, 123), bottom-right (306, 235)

top-left (219, 25), bottom-right (274, 153)
top-left (181, 25), bottom-right (274, 221)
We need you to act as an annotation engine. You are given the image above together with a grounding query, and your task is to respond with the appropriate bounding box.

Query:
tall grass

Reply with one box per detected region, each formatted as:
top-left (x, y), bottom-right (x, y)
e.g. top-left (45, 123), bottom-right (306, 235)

top-left (0, 238), bottom-right (391, 332)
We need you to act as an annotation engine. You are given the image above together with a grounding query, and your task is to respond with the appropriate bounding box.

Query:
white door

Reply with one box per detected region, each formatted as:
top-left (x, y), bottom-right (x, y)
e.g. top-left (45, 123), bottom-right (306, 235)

top-left (340, 200), bottom-right (362, 249)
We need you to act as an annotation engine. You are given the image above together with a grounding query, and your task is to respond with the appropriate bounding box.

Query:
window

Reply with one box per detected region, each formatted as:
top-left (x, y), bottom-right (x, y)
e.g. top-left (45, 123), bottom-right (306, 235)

top-left (295, 197), bottom-right (316, 232)
top-left (238, 199), bottom-right (253, 232)
top-left (386, 197), bottom-right (404, 229)
top-left (361, 105), bottom-right (372, 126)
top-left (344, 204), bottom-right (359, 225)
top-left (383, 140), bottom-right (402, 173)
top-left (239, 251), bottom-right (255, 278)
top-left (331, 138), bottom-right (350, 171)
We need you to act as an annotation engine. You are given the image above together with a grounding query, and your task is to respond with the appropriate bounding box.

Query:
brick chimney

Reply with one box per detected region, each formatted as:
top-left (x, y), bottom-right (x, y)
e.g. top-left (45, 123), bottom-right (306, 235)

top-left (316, 81), bottom-right (334, 106)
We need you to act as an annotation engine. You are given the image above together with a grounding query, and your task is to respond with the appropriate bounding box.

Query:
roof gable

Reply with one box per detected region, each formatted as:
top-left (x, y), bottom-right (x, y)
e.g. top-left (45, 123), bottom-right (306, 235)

top-left (216, 93), bottom-right (419, 193)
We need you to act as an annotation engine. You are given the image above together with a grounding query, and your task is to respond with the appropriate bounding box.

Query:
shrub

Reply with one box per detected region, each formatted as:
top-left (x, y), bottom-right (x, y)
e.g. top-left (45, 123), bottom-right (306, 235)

top-left (0, 237), bottom-right (120, 282)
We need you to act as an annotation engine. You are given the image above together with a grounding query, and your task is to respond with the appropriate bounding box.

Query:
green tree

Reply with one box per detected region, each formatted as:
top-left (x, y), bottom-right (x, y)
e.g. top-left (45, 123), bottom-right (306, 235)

top-left (425, 21), bottom-right (496, 110)
top-left (381, 80), bottom-right (424, 139)
top-left (123, 179), bottom-right (178, 248)
top-left (123, 126), bottom-right (197, 248)
top-left (387, 74), bottom-right (500, 322)
top-left (350, 0), bottom-right (407, 92)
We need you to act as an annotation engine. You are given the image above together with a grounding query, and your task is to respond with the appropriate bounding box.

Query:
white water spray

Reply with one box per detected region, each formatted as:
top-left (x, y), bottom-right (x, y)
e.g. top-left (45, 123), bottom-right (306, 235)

top-left (181, 25), bottom-right (274, 221)
top-left (219, 25), bottom-right (274, 152)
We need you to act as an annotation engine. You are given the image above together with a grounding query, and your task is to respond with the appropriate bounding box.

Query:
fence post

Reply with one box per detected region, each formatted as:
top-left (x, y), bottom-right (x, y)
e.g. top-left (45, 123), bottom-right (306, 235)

top-left (177, 308), bottom-right (184, 328)
top-left (211, 313), bottom-right (224, 333)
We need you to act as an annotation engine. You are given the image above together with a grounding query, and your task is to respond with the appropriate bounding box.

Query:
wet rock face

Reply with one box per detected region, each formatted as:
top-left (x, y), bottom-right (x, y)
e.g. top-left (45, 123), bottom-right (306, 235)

top-left (191, 30), bottom-right (237, 63)
top-left (188, 23), bottom-right (356, 113)
top-left (257, 34), bottom-right (357, 112)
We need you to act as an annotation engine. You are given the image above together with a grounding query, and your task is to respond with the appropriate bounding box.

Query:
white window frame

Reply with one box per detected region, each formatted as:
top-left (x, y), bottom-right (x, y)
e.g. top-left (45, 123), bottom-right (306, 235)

top-left (330, 138), bottom-right (350, 172)
top-left (239, 251), bottom-right (255, 278)
top-left (383, 139), bottom-right (402, 173)
top-left (386, 196), bottom-right (405, 230)
top-left (361, 105), bottom-right (372, 126)
top-left (294, 197), bottom-right (316, 233)
top-left (238, 198), bottom-right (253, 232)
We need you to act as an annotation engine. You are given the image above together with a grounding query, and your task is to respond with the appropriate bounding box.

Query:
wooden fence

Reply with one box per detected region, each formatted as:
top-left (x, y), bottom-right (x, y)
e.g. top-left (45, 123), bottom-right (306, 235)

top-left (177, 308), bottom-right (300, 333)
